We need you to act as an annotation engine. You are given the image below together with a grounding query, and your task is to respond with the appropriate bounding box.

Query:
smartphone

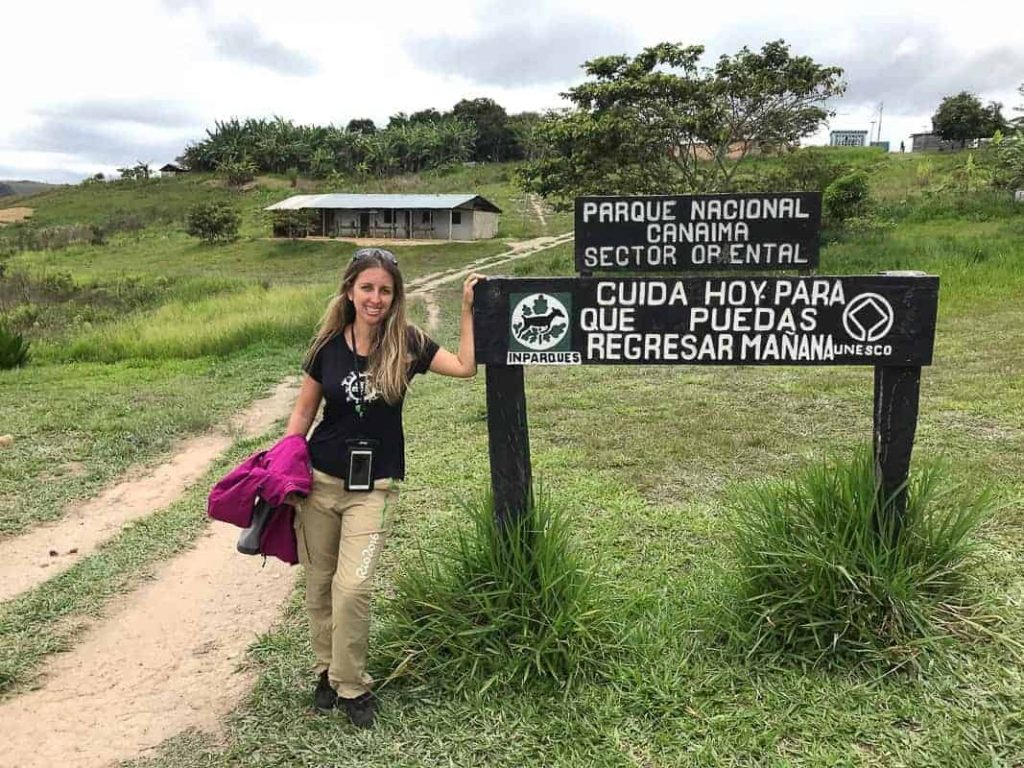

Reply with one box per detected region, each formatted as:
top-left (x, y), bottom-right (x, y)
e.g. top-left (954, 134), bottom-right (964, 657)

top-left (347, 449), bottom-right (373, 491)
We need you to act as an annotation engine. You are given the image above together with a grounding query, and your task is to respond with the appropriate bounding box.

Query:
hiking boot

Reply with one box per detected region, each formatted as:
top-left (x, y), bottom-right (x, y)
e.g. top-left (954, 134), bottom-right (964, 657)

top-left (313, 671), bottom-right (337, 712)
top-left (338, 692), bottom-right (376, 728)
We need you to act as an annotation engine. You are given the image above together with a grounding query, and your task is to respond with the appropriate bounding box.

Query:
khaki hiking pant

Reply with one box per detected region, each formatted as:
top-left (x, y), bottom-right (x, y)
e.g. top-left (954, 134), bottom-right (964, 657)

top-left (294, 468), bottom-right (397, 699)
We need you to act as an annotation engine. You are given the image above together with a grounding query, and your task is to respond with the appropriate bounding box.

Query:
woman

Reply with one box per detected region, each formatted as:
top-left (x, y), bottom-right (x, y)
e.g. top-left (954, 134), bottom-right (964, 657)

top-left (284, 247), bottom-right (483, 727)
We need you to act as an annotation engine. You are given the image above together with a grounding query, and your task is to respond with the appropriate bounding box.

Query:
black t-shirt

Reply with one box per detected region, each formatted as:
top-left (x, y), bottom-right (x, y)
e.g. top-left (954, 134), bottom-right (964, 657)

top-left (304, 327), bottom-right (439, 481)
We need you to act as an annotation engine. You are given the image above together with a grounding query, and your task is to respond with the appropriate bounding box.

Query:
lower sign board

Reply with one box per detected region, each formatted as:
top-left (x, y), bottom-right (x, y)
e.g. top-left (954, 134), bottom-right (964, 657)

top-left (474, 275), bottom-right (938, 366)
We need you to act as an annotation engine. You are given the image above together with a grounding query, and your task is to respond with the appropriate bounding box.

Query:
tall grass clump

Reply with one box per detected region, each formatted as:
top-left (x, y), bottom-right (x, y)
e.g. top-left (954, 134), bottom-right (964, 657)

top-left (377, 489), bottom-right (622, 694)
top-left (0, 321), bottom-right (31, 369)
top-left (731, 447), bottom-right (992, 665)
top-left (45, 283), bottom-right (327, 363)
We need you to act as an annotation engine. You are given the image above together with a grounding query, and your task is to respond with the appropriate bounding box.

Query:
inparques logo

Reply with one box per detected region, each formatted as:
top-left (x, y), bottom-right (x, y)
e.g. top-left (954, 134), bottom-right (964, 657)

top-left (509, 293), bottom-right (572, 351)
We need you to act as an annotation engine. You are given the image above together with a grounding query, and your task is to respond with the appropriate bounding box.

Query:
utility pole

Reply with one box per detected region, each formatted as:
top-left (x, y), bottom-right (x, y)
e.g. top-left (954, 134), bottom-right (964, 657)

top-left (878, 102), bottom-right (884, 142)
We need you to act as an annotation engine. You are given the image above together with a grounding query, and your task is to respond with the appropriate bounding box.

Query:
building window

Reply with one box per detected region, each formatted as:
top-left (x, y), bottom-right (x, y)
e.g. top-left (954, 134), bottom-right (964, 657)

top-left (451, 211), bottom-right (462, 225)
top-left (382, 210), bottom-right (394, 224)
top-left (421, 211), bottom-right (432, 224)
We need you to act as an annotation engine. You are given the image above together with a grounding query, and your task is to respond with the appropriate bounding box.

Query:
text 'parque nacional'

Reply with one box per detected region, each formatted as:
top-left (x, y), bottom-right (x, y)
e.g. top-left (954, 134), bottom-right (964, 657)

top-left (575, 193), bottom-right (822, 272)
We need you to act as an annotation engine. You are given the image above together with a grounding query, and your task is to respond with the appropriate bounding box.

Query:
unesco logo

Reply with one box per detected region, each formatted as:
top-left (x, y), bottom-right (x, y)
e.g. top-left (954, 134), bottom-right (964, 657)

top-left (510, 293), bottom-right (571, 351)
top-left (842, 293), bottom-right (894, 342)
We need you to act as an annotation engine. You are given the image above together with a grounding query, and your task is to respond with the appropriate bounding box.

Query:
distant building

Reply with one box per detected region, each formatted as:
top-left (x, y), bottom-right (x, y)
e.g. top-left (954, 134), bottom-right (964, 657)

top-left (910, 133), bottom-right (969, 152)
top-left (265, 194), bottom-right (502, 240)
top-left (870, 141), bottom-right (890, 152)
top-left (829, 130), bottom-right (869, 147)
top-left (159, 163), bottom-right (189, 176)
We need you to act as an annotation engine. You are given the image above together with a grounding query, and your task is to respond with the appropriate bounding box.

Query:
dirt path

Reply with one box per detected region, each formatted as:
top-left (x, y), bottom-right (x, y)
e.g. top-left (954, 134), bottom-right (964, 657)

top-left (0, 525), bottom-right (294, 768)
top-left (408, 232), bottom-right (574, 293)
top-left (0, 233), bottom-right (572, 768)
top-left (409, 232), bottom-right (573, 331)
top-left (0, 378), bottom-right (301, 603)
top-left (0, 206), bottom-right (33, 225)
top-left (529, 195), bottom-right (548, 229)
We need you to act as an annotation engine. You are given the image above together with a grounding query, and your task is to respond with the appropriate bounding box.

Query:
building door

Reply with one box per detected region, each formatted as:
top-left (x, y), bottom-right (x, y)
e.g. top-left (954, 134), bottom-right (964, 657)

top-left (359, 212), bottom-right (370, 237)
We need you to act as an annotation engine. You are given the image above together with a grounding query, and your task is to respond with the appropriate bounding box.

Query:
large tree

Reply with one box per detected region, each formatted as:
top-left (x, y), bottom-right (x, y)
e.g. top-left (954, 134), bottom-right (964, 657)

top-left (346, 118), bottom-right (377, 135)
top-left (519, 40), bottom-right (844, 207)
top-left (451, 97), bottom-right (519, 162)
top-left (507, 111), bottom-right (544, 160)
top-left (409, 108), bottom-right (444, 125)
top-left (932, 92), bottom-right (1006, 147)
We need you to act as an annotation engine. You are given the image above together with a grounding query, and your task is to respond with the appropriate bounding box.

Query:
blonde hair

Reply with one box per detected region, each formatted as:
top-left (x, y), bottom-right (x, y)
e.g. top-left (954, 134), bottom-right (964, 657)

top-left (304, 252), bottom-right (424, 404)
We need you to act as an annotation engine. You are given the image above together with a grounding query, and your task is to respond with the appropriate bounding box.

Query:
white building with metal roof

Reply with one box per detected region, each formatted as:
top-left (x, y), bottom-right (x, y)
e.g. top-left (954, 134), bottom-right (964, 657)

top-left (265, 193), bottom-right (502, 240)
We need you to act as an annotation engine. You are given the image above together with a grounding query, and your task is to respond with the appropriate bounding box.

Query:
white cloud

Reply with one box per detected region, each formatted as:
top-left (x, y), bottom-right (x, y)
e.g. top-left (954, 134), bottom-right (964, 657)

top-left (207, 19), bottom-right (318, 75)
top-left (2, 0), bottom-right (1022, 182)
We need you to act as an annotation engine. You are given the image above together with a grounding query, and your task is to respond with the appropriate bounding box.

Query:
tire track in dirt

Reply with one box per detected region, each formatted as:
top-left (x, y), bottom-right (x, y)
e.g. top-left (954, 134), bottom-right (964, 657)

top-left (0, 233), bottom-right (572, 768)
top-left (0, 378), bottom-right (301, 603)
top-left (410, 233), bottom-right (573, 331)
top-left (0, 524), bottom-right (294, 768)
top-left (529, 195), bottom-right (548, 229)
top-left (409, 232), bottom-right (573, 295)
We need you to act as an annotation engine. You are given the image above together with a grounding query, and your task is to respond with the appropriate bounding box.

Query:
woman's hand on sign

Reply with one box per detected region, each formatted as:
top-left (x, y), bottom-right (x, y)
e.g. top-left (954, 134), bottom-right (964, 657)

top-left (462, 273), bottom-right (485, 309)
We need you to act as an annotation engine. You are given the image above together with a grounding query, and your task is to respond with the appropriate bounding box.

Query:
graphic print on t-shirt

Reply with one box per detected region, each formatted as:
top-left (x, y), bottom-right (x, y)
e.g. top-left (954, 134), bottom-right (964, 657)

top-left (341, 370), bottom-right (379, 405)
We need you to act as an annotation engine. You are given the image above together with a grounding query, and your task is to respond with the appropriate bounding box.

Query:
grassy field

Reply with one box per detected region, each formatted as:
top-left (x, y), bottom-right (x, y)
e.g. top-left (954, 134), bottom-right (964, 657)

top-left (132, 255), bottom-right (1023, 767)
top-left (0, 164), bottom-right (557, 536)
top-left (2, 151), bottom-right (1023, 765)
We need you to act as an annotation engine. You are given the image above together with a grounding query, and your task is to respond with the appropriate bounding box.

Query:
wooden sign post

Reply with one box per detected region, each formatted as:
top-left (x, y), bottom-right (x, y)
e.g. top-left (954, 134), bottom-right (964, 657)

top-left (485, 364), bottom-right (532, 528)
top-left (474, 194), bottom-right (939, 538)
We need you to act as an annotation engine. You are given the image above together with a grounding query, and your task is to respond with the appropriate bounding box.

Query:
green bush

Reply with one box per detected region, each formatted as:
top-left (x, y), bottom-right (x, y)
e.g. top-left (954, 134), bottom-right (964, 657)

top-left (0, 321), bottom-right (30, 369)
top-left (731, 447), bottom-right (992, 665)
top-left (823, 170), bottom-right (871, 223)
top-left (5, 303), bottom-right (40, 331)
top-left (185, 202), bottom-right (240, 243)
top-left (992, 131), bottom-right (1024, 190)
top-left (216, 158), bottom-right (257, 188)
top-left (376, 489), bottom-right (622, 693)
top-left (783, 150), bottom-right (851, 191)
top-left (733, 148), bottom-right (853, 193)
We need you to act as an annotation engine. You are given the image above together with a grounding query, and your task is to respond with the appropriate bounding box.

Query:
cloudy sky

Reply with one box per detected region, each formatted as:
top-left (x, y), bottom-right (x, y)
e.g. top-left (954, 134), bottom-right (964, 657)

top-left (3, 0), bottom-right (1022, 183)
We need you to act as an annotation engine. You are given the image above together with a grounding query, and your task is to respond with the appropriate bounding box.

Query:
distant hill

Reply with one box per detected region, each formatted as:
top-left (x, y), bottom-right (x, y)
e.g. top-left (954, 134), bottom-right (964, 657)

top-left (0, 180), bottom-right (60, 198)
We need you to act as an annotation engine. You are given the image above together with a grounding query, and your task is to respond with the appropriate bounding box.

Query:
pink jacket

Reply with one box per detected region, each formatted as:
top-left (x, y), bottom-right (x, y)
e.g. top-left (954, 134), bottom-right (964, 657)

top-left (207, 434), bottom-right (311, 565)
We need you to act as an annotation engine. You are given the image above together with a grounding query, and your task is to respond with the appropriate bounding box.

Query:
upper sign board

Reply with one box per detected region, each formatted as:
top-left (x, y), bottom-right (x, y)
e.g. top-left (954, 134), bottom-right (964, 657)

top-left (575, 193), bottom-right (822, 273)
top-left (474, 275), bottom-right (938, 367)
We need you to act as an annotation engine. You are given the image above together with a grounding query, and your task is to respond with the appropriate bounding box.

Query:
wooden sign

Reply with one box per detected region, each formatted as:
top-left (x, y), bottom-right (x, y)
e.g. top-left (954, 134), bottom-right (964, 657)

top-left (474, 275), bottom-right (938, 367)
top-left (575, 193), bottom-right (822, 272)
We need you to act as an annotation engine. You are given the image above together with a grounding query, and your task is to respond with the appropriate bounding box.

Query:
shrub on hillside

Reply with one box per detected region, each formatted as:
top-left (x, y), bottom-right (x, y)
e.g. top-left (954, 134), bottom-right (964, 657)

top-left (0, 321), bottom-right (30, 369)
top-left (823, 171), bottom-right (870, 223)
top-left (733, 149), bottom-right (850, 193)
top-left (731, 447), bottom-right (992, 665)
top-left (376, 489), bottom-right (622, 693)
top-left (217, 158), bottom-right (257, 188)
top-left (781, 149), bottom-right (851, 191)
top-left (185, 202), bottom-right (240, 243)
top-left (991, 131), bottom-right (1024, 190)
top-left (942, 152), bottom-right (993, 194)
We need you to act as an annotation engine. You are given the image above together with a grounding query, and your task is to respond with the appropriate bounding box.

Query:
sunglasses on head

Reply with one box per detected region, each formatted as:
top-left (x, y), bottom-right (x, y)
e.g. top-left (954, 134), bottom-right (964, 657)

top-left (351, 248), bottom-right (398, 266)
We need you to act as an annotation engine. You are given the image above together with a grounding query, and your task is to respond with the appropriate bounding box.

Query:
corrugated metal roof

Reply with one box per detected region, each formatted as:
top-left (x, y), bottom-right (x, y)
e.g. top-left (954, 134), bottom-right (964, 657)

top-left (265, 194), bottom-right (501, 213)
